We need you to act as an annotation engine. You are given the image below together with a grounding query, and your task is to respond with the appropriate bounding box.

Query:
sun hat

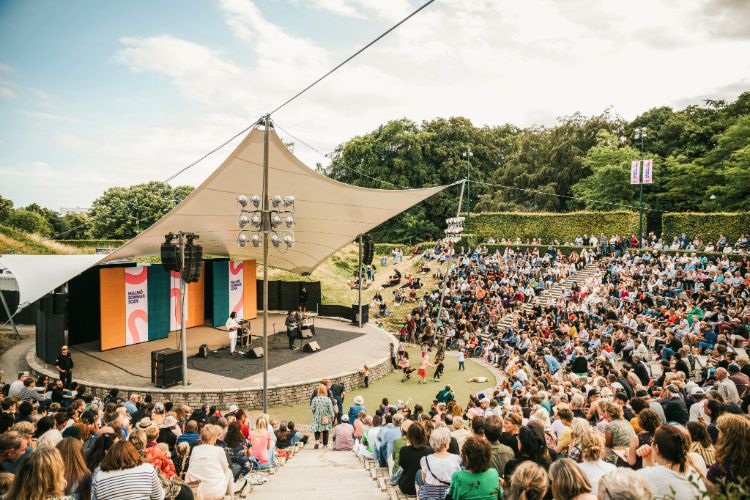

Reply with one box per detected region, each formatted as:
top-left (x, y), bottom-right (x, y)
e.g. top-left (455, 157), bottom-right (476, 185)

top-left (161, 416), bottom-right (178, 429)
top-left (136, 417), bottom-right (153, 430)
top-left (229, 405), bottom-right (239, 412)
top-left (354, 396), bottom-right (364, 405)
top-left (341, 415), bottom-right (349, 422)
top-left (691, 387), bottom-right (705, 396)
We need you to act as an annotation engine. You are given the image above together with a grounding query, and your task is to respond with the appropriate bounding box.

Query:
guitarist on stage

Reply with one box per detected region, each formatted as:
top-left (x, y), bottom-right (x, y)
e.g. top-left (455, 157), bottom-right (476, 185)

top-left (286, 310), bottom-right (299, 350)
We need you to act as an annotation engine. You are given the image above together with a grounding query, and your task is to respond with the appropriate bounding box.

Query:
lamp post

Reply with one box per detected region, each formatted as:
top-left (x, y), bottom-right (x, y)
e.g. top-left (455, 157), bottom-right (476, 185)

top-left (634, 127), bottom-right (647, 248)
top-left (435, 180), bottom-right (466, 336)
top-left (236, 117), bottom-right (296, 413)
top-left (463, 148), bottom-right (472, 233)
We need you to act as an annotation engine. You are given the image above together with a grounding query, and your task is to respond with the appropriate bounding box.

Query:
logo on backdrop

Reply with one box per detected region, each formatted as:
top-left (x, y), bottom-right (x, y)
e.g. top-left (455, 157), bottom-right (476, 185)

top-left (229, 261), bottom-right (244, 320)
top-left (170, 271), bottom-right (188, 331)
top-left (125, 267), bottom-right (148, 345)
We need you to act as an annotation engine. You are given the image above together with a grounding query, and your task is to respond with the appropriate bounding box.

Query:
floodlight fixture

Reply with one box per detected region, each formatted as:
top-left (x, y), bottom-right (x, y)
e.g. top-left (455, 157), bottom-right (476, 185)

top-left (271, 216), bottom-right (282, 228)
top-left (271, 235), bottom-right (281, 248)
top-left (284, 235), bottom-right (294, 247)
top-left (238, 215), bottom-right (249, 228)
top-left (271, 195), bottom-right (282, 207)
top-left (237, 234), bottom-right (248, 247)
top-left (710, 194), bottom-right (716, 200)
top-left (237, 195), bottom-right (249, 207)
top-left (251, 216), bottom-right (262, 228)
top-left (283, 196), bottom-right (295, 207)
top-left (251, 195), bottom-right (261, 208)
top-left (285, 216), bottom-right (295, 228)
top-left (251, 235), bottom-right (261, 247)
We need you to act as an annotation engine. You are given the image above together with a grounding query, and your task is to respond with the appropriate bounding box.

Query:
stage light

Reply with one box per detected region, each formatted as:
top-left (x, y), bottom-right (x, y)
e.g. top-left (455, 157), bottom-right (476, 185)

top-left (271, 216), bottom-right (281, 228)
top-left (271, 235), bottom-right (281, 247)
top-left (251, 235), bottom-right (261, 247)
top-left (238, 215), bottom-right (249, 228)
top-left (251, 195), bottom-right (261, 208)
top-left (238, 234), bottom-right (248, 247)
top-left (284, 196), bottom-right (295, 207)
top-left (237, 195), bottom-right (249, 207)
top-left (251, 216), bottom-right (261, 228)
top-left (284, 235), bottom-right (294, 247)
top-left (271, 195), bottom-right (282, 207)
top-left (285, 216), bottom-right (295, 228)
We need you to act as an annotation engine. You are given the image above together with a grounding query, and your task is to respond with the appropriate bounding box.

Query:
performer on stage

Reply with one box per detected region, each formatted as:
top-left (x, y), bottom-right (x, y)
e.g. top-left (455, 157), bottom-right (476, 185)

top-left (286, 310), bottom-right (299, 350)
top-left (226, 311), bottom-right (240, 355)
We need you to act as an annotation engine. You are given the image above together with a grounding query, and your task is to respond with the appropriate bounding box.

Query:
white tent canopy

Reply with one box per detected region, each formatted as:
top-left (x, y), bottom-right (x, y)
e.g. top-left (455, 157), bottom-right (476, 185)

top-left (1, 127), bottom-right (449, 312)
top-left (102, 128), bottom-right (447, 274)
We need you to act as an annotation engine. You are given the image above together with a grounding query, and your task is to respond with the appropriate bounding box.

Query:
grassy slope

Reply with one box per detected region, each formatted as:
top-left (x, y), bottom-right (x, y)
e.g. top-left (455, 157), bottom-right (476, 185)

top-left (0, 225), bottom-right (84, 255)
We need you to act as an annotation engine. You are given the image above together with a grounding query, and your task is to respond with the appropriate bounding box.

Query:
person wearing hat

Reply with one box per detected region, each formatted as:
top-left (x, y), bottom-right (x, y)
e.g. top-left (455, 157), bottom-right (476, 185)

top-left (688, 387), bottom-right (709, 423)
top-left (55, 345), bottom-right (74, 389)
top-left (158, 415), bottom-right (178, 451)
top-left (224, 404), bottom-right (239, 419)
top-left (135, 417), bottom-right (153, 431)
top-left (348, 396), bottom-right (366, 425)
top-left (331, 414), bottom-right (355, 451)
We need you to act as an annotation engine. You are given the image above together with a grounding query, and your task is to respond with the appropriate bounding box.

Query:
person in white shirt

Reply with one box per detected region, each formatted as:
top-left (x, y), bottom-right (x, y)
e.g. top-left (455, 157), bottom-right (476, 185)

top-left (688, 388), bottom-right (709, 422)
top-left (187, 426), bottom-right (233, 500)
top-left (8, 372), bottom-right (28, 397)
top-left (225, 312), bottom-right (240, 355)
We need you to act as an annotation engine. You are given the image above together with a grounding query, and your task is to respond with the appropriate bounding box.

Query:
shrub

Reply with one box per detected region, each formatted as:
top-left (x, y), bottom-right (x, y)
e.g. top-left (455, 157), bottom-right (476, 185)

top-left (661, 212), bottom-right (750, 245)
top-left (5, 210), bottom-right (51, 237)
top-left (465, 211), bottom-right (640, 242)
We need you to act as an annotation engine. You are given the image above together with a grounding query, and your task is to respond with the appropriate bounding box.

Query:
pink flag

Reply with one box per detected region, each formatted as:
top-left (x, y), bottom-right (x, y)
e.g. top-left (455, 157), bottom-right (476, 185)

top-left (643, 159), bottom-right (653, 184)
top-left (630, 161), bottom-right (641, 184)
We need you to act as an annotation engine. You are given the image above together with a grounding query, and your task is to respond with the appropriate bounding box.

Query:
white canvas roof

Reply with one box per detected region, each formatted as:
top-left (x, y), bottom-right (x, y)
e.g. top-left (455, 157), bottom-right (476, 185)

top-left (1, 127), bottom-right (448, 312)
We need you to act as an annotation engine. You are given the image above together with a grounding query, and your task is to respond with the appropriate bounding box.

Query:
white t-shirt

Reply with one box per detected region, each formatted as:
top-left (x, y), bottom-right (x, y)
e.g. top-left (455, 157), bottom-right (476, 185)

top-left (578, 460), bottom-right (616, 496)
top-left (473, 377), bottom-right (488, 383)
top-left (550, 419), bottom-right (569, 440)
top-left (637, 465), bottom-right (705, 500)
top-left (420, 454), bottom-right (462, 486)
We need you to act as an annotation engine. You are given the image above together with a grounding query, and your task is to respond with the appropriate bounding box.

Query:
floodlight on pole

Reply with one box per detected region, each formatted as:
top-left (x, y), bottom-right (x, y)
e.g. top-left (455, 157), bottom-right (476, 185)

top-left (710, 194), bottom-right (716, 200)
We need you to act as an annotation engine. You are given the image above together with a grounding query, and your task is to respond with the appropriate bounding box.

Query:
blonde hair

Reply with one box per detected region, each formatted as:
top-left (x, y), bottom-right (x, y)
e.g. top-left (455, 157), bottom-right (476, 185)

top-left (176, 442), bottom-right (190, 457)
top-left (252, 417), bottom-right (269, 444)
top-left (3, 448), bottom-right (67, 500)
top-left (598, 468), bottom-right (652, 500)
top-left (128, 429), bottom-right (147, 450)
top-left (550, 458), bottom-right (592, 500)
top-left (37, 429), bottom-right (63, 450)
top-left (156, 443), bottom-right (170, 455)
top-left (317, 384), bottom-right (327, 396)
top-left (606, 402), bottom-right (624, 421)
top-left (534, 407), bottom-right (551, 429)
top-left (145, 425), bottom-right (159, 442)
top-left (10, 421), bottom-right (34, 438)
top-left (0, 472), bottom-right (13, 495)
top-left (579, 428), bottom-right (604, 462)
top-left (569, 418), bottom-right (590, 439)
top-left (506, 461), bottom-right (548, 500)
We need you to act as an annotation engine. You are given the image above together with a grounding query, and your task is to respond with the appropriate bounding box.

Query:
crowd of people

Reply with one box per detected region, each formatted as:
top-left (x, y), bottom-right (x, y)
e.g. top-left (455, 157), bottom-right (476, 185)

top-left (0, 370), bottom-right (309, 500)
top-left (346, 236), bottom-right (750, 498)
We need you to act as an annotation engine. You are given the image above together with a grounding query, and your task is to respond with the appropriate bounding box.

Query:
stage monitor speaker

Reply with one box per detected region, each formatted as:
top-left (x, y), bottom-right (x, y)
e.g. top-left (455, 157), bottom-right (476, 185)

top-left (199, 344), bottom-right (209, 358)
top-left (247, 347), bottom-right (264, 359)
top-left (151, 348), bottom-right (182, 388)
top-left (300, 329), bottom-right (313, 339)
top-left (303, 341), bottom-right (321, 353)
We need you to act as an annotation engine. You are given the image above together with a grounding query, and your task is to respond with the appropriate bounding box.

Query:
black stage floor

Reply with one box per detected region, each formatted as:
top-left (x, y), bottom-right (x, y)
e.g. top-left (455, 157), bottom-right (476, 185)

top-left (186, 327), bottom-right (367, 380)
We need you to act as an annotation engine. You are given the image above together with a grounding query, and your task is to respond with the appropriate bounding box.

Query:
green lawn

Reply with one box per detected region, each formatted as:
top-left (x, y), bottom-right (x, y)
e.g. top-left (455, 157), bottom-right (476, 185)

top-left (262, 345), bottom-right (496, 424)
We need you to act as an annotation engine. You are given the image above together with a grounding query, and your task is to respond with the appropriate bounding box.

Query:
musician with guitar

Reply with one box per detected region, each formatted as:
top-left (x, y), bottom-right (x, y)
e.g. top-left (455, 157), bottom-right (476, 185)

top-left (286, 310), bottom-right (300, 350)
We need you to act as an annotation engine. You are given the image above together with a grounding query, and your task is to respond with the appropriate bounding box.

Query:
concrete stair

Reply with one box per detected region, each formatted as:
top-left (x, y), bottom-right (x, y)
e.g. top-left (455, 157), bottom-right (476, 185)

top-left (245, 445), bottom-right (390, 500)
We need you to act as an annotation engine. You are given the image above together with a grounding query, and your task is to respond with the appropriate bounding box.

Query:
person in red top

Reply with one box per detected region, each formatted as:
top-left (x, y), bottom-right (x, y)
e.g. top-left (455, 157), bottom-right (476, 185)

top-left (406, 314), bottom-right (417, 347)
top-left (236, 409), bottom-right (250, 439)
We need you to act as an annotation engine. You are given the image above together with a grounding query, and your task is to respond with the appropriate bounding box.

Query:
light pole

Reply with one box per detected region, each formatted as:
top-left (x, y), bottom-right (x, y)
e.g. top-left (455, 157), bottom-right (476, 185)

top-left (435, 180), bottom-right (466, 336)
top-left (634, 127), bottom-right (647, 248)
top-left (463, 148), bottom-right (472, 233)
top-left (236, 116), bottom-right (296, 413)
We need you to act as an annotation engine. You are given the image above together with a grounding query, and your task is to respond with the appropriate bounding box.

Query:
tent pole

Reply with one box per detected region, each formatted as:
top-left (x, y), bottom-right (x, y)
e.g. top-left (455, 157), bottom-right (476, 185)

top-left (262, 114), bottom-right (270, 414)
top-left (0, 291), bottom-right (20, 340)
top-left (179, 232), bottom-right (188, 386)
top-left (436, 179), bottom-right (465, 337)
top-left (358, 234), bottom-right (363, 328)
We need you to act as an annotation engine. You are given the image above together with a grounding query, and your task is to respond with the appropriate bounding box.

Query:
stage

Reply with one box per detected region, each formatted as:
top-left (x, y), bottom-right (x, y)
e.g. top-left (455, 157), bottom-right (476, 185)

top-left (26, 313), bottom-right (394, 408)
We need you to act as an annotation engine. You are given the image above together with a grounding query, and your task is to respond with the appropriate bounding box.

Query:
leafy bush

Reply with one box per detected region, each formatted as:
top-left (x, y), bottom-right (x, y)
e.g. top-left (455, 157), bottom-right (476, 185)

top-left (55, 240), bottom-right (127, 248)
top-left (662, 212), bottom-right (750, 245)
top-left (5, 210), bottom-right (51, 236)
top-left (465, 211), bottom-right (640, 242)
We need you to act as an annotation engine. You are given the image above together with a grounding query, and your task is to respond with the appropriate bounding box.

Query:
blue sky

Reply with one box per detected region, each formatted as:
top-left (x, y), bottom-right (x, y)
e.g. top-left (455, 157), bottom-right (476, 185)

top-left (1, 0), bottom-right (749, 213)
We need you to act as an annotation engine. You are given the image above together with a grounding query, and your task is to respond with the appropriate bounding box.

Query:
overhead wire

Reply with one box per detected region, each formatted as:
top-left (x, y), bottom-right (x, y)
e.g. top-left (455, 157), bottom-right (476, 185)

top-left (268, 0), bottom-right (437, 116)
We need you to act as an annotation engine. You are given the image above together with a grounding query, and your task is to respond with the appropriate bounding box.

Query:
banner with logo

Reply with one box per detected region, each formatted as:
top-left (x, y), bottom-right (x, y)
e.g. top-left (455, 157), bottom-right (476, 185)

top-left (642, 159), bottom-right (653, 184)
top-left (229, 261), bottom-right (244, 320)
top-left (124, 267), bottom-right (148, 345)
top-left (630, 160), bottom-right (641, 184)
top-left (170, 271), bottom-right (188, 331)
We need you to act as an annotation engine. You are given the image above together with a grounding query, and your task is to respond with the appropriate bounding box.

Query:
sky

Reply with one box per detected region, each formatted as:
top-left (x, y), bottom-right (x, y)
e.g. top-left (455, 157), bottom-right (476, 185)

top-left (1, 0), bottom-right (749, 212)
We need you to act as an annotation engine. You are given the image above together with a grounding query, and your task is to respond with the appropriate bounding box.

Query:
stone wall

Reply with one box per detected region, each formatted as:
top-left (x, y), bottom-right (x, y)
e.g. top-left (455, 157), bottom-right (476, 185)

top-left (26, 346), bottom-right (392, 411)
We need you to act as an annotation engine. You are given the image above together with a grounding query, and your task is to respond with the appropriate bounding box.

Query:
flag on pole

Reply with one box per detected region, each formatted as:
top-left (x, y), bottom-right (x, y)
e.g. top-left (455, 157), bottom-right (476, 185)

top-left (630, 160), bottom-right (641, 184)
top-left (643, 159), bottom-right (653, 184)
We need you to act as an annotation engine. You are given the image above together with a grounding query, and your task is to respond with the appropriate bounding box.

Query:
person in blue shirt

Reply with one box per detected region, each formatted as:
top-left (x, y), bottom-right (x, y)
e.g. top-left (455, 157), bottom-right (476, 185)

top-left (540, 350), bottom-right (562, 378)
top-left (176, 420), bottom-right (200, 446)
top-left (377, 414), bottom-right (402, 467)
top-left (347, 396), bottom-right (366, 424)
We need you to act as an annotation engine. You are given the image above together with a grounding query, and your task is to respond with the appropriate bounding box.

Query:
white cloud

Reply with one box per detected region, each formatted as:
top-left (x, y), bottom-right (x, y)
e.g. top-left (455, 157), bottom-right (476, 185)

top-left (0, 62), bottom-right (13, 72)
top-left (50, 134), bottom-right (96, 151)
top-left (0, 87), bottom-right (17, 99)
top-left (18, 110), bottom-right (82, 122)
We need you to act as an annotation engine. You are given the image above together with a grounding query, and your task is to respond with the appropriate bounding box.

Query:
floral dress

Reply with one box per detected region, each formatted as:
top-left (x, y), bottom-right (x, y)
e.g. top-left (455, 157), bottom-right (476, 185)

top-left (310, 395), bottom-right (334, 432)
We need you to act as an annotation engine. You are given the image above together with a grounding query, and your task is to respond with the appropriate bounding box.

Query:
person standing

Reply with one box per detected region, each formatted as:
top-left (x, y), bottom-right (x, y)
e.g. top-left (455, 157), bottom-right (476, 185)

top-left (299, 287), bottom-right (308, 313)
top-left (310, 384), bottom-right (335, 449)
top-left (285, 310), bottom-right (299, 350)
top-left (225, 312), bottom-right (239, 355)
top-left (55, 346), bottom-right (74, 389)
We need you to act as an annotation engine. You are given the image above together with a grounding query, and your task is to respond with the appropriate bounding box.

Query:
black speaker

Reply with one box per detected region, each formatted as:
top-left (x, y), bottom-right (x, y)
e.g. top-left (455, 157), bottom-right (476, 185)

top-left (300, 329), bottom-right (313, 339)
top-left (182, 244), bottom-right (203, 283)
top-left (351, 304), bottom-right (369, 324)
top-left (303, 341), bottom-right (320, 353)
top-left (199, 344), bottom-right (209, 358)
top-left (151, 349), bottom-right (182, 387)
top-left (363, 235), bottom-right (374, 265)
top-left (247, 347), bottom-right (264, 358)
top-left (161, 242), bottom-right (180, 272)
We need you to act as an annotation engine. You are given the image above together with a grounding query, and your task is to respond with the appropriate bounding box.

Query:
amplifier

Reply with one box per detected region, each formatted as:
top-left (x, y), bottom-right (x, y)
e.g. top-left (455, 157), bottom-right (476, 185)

top-left (151, 349), bottom-right (182, 388)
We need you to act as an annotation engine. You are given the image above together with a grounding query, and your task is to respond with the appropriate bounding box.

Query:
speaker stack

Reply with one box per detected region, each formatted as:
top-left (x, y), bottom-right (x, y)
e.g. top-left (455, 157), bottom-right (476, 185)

top-left (151, 349), bottom-right (182, 388)
top-left (362, 235), bottom-right (375, 265)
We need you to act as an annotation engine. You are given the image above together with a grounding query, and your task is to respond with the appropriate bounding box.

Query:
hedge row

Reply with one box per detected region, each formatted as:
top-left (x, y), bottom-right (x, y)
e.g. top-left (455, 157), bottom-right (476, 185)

top-left (464, 211), bottom-right (641, 243)
top-left (662, 213), bottom-right (750, 245)
top-left (55, 240), bottom-right (128, 248)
